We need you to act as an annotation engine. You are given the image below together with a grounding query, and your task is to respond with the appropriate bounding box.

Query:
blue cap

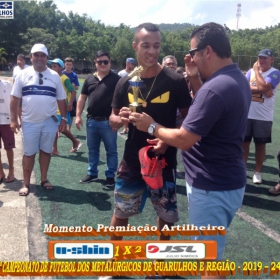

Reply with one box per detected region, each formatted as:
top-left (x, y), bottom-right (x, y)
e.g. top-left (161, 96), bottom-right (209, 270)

top-left (48, 58), bottom-right (64, 68)
top-left (126, 58), bottom-right (136, 64)
top-left (258, 49), bottom-right (274, 57)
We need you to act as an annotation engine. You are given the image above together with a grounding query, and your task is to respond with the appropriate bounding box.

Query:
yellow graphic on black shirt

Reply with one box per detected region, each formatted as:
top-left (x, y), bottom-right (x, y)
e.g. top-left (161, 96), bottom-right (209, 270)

top-left (128, 91), bottom-right (170, 105)
top-left (128, 93), bottom-right (144, 105)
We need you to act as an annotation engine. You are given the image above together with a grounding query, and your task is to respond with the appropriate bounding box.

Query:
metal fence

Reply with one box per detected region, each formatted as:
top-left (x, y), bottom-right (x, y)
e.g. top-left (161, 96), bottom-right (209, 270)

top-left (173, 51), bottom-right (280, 72)
top-left (232, 55), bottom-right (280, 72)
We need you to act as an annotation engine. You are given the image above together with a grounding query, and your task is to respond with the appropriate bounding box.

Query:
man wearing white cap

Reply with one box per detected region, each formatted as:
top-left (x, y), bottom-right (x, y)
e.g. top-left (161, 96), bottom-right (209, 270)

top-left (10, 43), bottom-right (67, 196)
top-left (242, 48), bottom-right (280, 185)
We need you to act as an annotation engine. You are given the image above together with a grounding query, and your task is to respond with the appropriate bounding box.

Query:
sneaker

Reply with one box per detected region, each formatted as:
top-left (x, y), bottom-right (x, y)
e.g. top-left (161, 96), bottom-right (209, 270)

top-left (268, 183), bottom-right (280, 195)
top-left (105, 177), bottom-right (115, 187)
top-left (252, 172), bottom-right (262, 184)
top-left (139, 145), bottom-right (167, 190)
top-left (80, 175), bottom-right (98, 183)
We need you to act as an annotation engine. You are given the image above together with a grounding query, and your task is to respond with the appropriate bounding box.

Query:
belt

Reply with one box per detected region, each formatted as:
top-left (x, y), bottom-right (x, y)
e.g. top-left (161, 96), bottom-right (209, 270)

top-left (87, 116), bottom-right (108, 121)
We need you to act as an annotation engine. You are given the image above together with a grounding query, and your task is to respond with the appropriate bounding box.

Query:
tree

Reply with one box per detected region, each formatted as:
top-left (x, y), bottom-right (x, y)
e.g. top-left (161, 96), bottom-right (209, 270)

top-left (0, 47), bottom-right (7, 64)
top-left (0, 0), bottom-right (279, 69)
top-left (0, 47), bottom-right (8, 70)
top-left (20, 28), bottom-right (57, 57)
top-left (109, 25), bottom-right (134, 68)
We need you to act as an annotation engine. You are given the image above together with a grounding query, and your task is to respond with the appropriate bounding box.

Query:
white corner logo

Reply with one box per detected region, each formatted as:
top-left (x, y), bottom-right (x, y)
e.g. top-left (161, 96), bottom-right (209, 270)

top-left (0, 1), bottom-right (14, 19)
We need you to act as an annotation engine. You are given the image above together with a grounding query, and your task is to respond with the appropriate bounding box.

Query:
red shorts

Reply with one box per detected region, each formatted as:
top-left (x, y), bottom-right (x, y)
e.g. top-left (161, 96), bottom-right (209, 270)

top-left (0, 125), bottom-right (15, 149)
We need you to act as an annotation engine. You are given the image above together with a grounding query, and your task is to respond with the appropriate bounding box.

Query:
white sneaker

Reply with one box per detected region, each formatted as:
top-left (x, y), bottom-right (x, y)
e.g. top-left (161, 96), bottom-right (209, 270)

top-left (253, 172), bottom-right (262, 184)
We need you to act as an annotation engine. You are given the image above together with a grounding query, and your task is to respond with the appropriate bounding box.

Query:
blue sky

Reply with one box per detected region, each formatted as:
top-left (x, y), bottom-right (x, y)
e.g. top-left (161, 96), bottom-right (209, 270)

top-left (53, 0), bottom-right (280, 30)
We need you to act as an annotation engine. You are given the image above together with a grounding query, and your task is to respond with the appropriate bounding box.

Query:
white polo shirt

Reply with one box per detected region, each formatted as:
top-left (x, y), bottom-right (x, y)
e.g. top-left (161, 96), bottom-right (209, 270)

top-left (11, 66), bottom-right (66, 123)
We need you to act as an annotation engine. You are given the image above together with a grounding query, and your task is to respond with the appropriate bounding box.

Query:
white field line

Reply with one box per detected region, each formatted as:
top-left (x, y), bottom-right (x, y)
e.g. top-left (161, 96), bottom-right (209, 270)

top-left (237, 210), bottom-right (280, 243)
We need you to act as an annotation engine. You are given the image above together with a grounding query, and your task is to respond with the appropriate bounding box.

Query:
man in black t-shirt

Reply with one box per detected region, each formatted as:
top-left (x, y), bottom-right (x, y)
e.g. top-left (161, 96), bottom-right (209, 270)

top-left (75, 50), bottom-right (120, 187)
top-left (108, 23), bottom-right (191, 243)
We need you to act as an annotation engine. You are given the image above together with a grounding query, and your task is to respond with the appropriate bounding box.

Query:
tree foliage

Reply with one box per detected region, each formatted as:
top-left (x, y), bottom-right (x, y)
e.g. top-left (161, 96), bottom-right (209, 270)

top-left (0, 47), bottom-right (7, 65)
top-left (0, 0), bottom-right (280, 70)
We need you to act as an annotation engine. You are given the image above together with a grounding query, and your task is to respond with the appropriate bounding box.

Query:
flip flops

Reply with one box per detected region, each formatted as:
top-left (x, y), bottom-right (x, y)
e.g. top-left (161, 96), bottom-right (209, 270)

top-left (6, 176), bottom-right (15, 183)
top-left (19, 185), bottom-right (30, 196)
top-left (70, 141), bottom-right (83, 153)
top-left (268, 183), bottom-right (280, 195)
top-left (19, 180), bottom-right (54, 196)
top-left (40, 180), bottom-right (54, 190)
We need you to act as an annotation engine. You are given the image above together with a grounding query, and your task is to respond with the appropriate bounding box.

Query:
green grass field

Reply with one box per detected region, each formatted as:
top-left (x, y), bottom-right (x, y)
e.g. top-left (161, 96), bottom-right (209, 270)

top-left (33, 82), bottom-right (280, 279)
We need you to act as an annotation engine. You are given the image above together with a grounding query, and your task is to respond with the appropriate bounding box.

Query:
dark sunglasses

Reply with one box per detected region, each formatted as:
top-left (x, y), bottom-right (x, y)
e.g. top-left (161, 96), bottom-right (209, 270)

top-left (39, 73), bottom-right (43, 85)
top-left (189, 47), bottom-right (204, 58)
top-left (96, 60), bottom-right (109, 65)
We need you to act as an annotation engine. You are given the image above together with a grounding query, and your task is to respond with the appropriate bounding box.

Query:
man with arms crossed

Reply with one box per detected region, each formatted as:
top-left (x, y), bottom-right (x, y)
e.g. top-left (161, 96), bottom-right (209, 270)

top-left (242, 49), bottom-right (280, 185)
top-left (108, 22), bottom-right (191, 252)
top-left (10, 44), bottom-right (67, 196)
top-left (131, 22), bottom-right (251, 277)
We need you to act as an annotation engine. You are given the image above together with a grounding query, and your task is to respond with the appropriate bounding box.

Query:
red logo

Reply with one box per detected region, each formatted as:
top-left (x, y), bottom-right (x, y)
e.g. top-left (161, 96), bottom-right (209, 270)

top-left (147, 245), bottom-right (159, 253)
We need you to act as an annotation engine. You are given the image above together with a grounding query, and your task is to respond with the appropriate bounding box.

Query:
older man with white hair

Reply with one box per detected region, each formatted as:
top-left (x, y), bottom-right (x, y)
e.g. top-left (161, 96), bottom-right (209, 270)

top-left (162, 55), bottom-right (178, 71)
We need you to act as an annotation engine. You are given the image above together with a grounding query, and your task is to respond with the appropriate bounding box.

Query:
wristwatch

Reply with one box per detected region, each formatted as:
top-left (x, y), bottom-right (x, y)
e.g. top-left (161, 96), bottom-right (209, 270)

top-left (61, 117), bottom-right (67, 121)
top-left (148, 122), bottom-right (158, 136)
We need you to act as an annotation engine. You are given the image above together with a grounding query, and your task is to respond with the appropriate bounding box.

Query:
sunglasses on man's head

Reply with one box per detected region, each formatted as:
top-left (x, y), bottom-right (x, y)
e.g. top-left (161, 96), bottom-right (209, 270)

top-left (39, 73), bottom-right (43, 85)
top-left (96, 60), bottom-right (109, 65)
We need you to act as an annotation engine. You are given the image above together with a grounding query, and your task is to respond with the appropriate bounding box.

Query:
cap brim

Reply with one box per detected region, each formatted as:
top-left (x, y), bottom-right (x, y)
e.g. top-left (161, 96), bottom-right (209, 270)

top-left (31, 51), bottom-right (48, 55)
